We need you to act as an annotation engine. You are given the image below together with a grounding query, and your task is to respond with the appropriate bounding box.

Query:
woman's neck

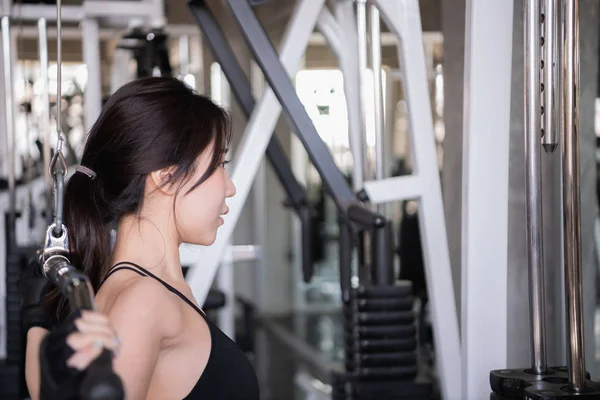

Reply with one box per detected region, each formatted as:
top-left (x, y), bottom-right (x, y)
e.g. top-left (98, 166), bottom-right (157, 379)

top-left (111, 213), bottom-right (185, 283)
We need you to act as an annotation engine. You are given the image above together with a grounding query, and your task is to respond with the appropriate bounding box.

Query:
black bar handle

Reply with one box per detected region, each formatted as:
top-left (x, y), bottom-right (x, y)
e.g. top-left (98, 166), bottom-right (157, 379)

top-left (80, 349), bottom-right (125, 400)
top-left (299, 205), bottom-right (314, 283)
top-left (339, 216), bottom-right (353, 303)
top-left (372, 223), bottom-right (394, 285)
top-left (43, 258), bottom-right (124, 400)
top-left (44, 257), bottom-right (96, 310)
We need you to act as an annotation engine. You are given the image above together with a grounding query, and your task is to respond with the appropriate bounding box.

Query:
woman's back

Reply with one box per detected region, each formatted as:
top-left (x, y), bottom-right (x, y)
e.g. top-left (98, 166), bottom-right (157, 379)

top-left (95, 262), bottom-right (259, 400)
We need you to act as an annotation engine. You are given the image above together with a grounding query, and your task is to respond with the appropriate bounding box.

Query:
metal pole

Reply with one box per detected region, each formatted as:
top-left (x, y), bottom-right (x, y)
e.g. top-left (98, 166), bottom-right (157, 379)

top-left (524, 0), bottom-right (548, 375)
top-left (56, 0), bottom-right (62, 135)
top-left (356, 0), bottom-right (370, 181)
top-left (339, 216), bottom-right (352, 303)
top-left (81, 18), bottom-right (102, 132)
top-left (561, 0), bottom-right (585, 390)
top-left (370, 3), bottom-right (384, 181)
top-left (179, 34), bottom-right (190, 75)
top-left (320, 5), bottom-right (365, 193)
top-left (1, 16), bottom-right (15, 215)
top-left (38, 18), bottom-right (52, 202)
top-left (542, 0), bottom-right (559, 152)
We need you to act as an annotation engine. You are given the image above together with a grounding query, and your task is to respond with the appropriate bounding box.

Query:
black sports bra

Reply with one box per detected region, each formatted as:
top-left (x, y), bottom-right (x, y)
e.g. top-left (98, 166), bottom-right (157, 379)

top-left (99, 262), bottom-right (259, 400)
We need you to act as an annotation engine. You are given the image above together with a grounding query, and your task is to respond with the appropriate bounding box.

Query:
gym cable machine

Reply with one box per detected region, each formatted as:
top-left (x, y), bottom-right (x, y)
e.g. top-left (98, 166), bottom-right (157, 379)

top-left (189, 1), bottom-right (430, 398)
top-left (44, 1), bottom-right (123, 398)
top-left (490, 0), bottom-right (600, 398)
top-left (1, 1), bottom-right (124, 398)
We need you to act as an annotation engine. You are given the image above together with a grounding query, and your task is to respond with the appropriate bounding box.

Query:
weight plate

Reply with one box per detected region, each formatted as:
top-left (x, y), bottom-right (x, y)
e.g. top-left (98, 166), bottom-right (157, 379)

top-left (354, 282), bottom-right (412, 299)
top-left (356, 297), bottom-right (414, 311)
top-left (345, 337), bottom-right (417, 353)
top-left (345, 324), bottom-right (417, 340)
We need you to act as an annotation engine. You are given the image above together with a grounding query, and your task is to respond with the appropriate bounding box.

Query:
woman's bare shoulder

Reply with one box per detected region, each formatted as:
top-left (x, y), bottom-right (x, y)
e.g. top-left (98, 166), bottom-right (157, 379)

top-left (98, 272), bottom-right (183, 339)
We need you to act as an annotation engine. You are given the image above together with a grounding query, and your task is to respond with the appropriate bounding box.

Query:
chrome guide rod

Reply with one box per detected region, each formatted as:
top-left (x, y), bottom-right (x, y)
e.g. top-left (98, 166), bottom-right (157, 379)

top-left (542, 0), bottom-right (559, 152)
top-left (524, 0), bottom-right (548, 375)
top-left (370, 3), bottom-right (384, 181)
top-left (38, 18), bottom-right (52, 201)
top-left (561, 0), bottom-right (585, 390)
top-left (356, 0), bottom-right (370, 181)
top-left (1, 16), bottom-right (15, 214)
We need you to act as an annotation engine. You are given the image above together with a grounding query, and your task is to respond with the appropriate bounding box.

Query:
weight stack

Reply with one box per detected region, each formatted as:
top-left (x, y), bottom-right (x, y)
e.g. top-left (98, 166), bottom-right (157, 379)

top-left (0, 213), bottom-right (24, 399)
top-left (333, 281), bottom-right (432, 399)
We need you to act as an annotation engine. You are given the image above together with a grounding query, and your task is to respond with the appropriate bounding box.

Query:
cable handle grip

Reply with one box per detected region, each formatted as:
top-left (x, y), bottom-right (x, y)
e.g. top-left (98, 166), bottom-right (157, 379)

top-left (41, 225), bottom-right (124, 399)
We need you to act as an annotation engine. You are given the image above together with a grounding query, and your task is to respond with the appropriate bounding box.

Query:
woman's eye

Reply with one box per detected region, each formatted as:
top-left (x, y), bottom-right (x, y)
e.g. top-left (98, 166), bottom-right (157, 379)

top-left (221, 160), bottom-right (231, 168)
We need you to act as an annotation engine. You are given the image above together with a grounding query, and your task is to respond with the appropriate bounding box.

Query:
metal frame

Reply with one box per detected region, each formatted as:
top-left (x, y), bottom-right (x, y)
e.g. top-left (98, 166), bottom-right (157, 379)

top-left (461, 0), bottom-right (513, 398)
top-left (250, 61), bottom-right (268, 312)
top-left (7, 24), bottom-right (199, 40)
top-left (217, 243), bottom-right (235, 338)
top-left (2, 16), bottom-right (15, 217)
top-left (524, 0), bottom-right (548, 375)
top-left (0, 15), bottom-right (16, 362)
top-left (189, 1), bottom-right (309, 213)
top-left (317, 4), bottom-right (364, 192)
top-left (0, 0), bottom-right (165, 363)
top-left (0, 15), bottom-right (7, 362)
top-left (186, 0), bottom-right (325, 303)
top-left (212, 64), bottom-right (236, 339)
top-left (81, 18), bottom-right (102, 132)
top-left (224, 0), bottom-right (358, 212)
top-left (294, 370), bottom-right (331, 400)
top-left (355, 1), bottom-right (462, 397)
top-left (4, 0), bottom-right (162, 23)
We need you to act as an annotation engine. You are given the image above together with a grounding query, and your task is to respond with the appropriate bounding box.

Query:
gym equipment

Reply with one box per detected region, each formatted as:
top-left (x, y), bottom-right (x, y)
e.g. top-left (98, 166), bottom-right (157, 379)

top-left (2, 16), bottom-right (16, 216)
top-left (367, 0), bottom-right (385, 183)
top-left (489, 1), bottom-right (600, 398)
top-left (188, 1), bottom-right (432, 398)
top-left (333, 208), bottom-right (431, 400)
top-left (0, 1), bottom-right (124, 397)
top-left (189, 0), bottom-right (315, 283)
top-left (0, 14), bottom-right (33, 399)
top-left (117, 26), bottom-right (173, 79)
top-left (0, 3), bottom-right (171, 399)
top-left (38, 2), bottom-right (123, 398)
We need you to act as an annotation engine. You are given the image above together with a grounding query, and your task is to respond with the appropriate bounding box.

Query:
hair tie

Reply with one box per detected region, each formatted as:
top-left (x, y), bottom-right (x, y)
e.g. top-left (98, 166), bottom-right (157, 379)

top-left (74, 165), bottom-right (97, 180)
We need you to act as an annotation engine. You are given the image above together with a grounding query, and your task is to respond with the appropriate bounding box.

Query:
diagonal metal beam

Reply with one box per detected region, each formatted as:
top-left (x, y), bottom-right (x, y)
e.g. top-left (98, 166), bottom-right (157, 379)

top-left (186, 0), bottom-right (325, 303)
top-left (189, 0), bottom-right (307, 211)
top-left (189, 0), bottom-right (314, 283)
top-left (225, 0), bottom-right (359, 214)
top-left (317, 4), bottom-right (364, 193)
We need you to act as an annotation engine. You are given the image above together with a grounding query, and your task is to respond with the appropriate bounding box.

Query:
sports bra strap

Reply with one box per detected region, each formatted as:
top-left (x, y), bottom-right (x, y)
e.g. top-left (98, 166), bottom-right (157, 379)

top-left (100, 261), bottom-right (207, 318)
top-left (98, 265), bottom-right (147, 290)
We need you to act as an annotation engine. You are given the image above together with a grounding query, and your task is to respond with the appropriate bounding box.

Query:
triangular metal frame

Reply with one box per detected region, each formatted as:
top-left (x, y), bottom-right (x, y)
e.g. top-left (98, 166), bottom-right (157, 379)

top-left (187, 0), bottom-right (462, 397)
top-left (363, 1), bottom-right (462, 397)
top-left (185, 0), bottom-right (326, 304)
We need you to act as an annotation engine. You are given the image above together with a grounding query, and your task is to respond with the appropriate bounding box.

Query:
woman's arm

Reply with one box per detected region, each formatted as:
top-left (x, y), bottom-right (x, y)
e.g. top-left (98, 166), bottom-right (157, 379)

top-left (104, 279), bottom-right (177, 400)
top-left (25, 327), bottom-right (49, 400)
top-left (26, 278), bottom-right (173, 400)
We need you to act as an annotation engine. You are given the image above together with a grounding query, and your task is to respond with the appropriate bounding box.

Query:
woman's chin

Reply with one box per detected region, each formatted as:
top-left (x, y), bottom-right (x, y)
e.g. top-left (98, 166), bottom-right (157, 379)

top-left (184, 219), bottom-right (223, 246)
top-left (182, 231), bottom-right (218, 247)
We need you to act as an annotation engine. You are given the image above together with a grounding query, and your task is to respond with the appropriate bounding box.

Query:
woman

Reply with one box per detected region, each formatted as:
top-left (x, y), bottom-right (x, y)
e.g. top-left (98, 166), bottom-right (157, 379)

top-left (25, 77), bottom-right (259, 400)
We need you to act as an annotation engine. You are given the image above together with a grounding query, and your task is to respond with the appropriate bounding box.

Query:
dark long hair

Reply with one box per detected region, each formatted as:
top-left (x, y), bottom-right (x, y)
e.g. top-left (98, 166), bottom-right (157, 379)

top-left (44, 77), bottom-right (231, 322)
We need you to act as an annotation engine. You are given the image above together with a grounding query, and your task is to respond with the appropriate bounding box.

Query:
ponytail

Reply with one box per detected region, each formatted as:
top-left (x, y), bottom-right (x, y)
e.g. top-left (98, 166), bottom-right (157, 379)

top-left (43, 168), bottom-right (111, 323)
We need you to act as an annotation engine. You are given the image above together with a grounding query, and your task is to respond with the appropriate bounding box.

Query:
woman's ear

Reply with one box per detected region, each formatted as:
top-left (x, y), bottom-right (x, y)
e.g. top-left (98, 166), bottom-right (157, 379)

top-left (149, 166), bottom-right (178, 196)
